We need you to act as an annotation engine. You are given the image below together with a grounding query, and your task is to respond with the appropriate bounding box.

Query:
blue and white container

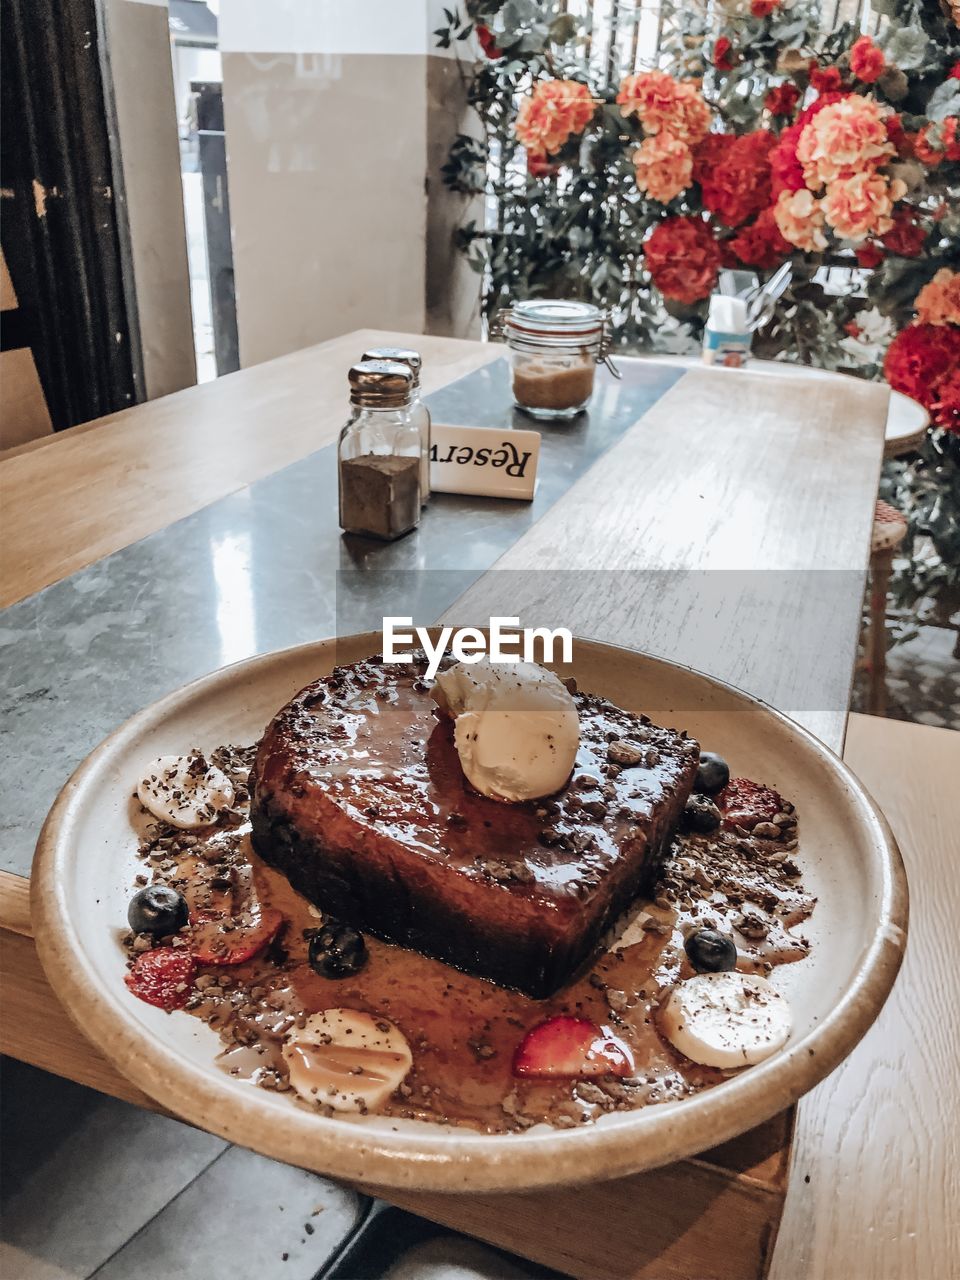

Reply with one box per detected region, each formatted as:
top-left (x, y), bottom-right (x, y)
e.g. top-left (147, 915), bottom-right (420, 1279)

top-left (702, 295), bottom-right (752, 368)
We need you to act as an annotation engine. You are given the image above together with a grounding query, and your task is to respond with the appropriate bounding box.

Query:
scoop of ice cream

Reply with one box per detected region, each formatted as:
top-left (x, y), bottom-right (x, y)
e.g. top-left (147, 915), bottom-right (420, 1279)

top-left (433, 659), bottom-right (580, 803)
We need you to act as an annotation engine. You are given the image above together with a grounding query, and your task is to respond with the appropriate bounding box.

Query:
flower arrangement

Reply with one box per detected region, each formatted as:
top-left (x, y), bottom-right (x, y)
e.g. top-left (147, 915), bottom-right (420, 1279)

top-left (437, 0), bottom-right (960, 639)
top-left (885, 269), bottom-right (960, 429)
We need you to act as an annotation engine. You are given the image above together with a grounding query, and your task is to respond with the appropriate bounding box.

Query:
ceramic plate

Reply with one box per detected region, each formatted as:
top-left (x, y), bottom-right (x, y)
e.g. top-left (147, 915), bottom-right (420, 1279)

top-left (32, 634), bottom-right (908, 1192)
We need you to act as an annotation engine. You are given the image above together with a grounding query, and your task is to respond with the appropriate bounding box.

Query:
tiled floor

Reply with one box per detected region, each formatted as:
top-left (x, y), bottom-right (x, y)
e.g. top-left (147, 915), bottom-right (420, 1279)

top-left (0, 1060), bottom-right (548, 1280)
top-left (0, 1059), bottom-right (361, 1280)
top-left (852, 621), bottom-right (960, 730)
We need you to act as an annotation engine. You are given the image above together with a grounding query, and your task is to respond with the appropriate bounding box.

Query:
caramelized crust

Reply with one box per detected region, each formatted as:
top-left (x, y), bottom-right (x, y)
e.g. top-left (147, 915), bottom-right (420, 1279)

top-left (250, 657), bottom-right (699, 998)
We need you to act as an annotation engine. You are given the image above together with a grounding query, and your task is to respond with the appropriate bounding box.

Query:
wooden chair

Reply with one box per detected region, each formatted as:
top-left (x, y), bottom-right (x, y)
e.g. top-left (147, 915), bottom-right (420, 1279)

top-left (0, 250), bottom-right (53, 452)
top-left (863, 500), bottom-right (908, 717)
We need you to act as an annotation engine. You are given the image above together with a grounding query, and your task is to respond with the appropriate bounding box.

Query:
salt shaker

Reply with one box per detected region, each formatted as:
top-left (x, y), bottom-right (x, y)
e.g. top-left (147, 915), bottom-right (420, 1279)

top-left (338, 361), bottom-right (421, 540)
top-left (362, 346), bottom-right (431, 505)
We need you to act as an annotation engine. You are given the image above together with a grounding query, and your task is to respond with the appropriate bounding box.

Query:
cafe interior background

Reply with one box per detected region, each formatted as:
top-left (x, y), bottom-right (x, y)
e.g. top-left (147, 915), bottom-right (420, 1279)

top-left (1, 0), bottom-right (958, 1277)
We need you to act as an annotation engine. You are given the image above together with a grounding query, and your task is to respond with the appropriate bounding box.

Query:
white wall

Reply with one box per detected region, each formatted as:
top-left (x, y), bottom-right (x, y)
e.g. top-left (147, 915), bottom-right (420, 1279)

top-left (102, 0), bottom-right (197, 398)
top-left (219, 0), bottom-right (480, 367)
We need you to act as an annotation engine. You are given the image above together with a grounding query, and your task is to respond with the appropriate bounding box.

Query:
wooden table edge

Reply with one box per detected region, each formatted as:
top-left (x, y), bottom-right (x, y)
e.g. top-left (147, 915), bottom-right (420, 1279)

top-left (2, 860), bottom-right (792, 1279)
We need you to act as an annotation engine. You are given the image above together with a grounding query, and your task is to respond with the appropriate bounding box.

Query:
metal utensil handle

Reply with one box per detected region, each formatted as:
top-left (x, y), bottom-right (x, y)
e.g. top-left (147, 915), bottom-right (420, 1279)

top-left (599, 321), bottom-right (622, 379)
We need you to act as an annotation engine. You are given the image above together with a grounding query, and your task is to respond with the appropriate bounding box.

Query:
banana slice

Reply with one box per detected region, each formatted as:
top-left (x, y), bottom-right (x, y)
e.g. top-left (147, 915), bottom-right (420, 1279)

top-left (659, 973), bottom-right (792, 1069)
top-left (137, 753), bottom-right (234, 829)
top-left (282, 1009), bottom-right (412, 1113)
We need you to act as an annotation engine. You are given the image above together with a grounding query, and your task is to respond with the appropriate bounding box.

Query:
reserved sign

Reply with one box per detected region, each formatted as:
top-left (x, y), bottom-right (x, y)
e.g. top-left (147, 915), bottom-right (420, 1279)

top-left (429, 423), bottom-right (540, 501)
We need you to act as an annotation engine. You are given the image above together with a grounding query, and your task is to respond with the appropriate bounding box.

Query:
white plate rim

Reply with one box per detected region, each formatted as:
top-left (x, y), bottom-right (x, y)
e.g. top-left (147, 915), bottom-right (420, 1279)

top-left (31, 635), bottom-right (909, 1192)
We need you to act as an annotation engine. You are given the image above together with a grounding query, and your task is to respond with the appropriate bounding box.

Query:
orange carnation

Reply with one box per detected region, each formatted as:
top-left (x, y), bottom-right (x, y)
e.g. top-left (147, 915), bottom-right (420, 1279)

top-left (915, 269), bottom-right (960, 327)
top-left (914, 117), bottom-right (960, 166)
top-left (773, 189), bottom-right (828, 252)
top-left (515, 80), bottom-right (595, 156)
top-left (820, 171), bottom-right (906, 241)
top-left (616, 71), bottom-right (711, 145)
top-left (795, 96), bottom-right (894, 187)
top-left (632, 131), bottom-right (693, 202)
top-left (849, 36), bottom-right (885, 85)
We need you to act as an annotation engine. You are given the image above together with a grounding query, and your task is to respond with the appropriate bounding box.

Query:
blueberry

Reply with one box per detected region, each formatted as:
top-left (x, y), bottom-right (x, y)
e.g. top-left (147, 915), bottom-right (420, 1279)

top-left (683, 793), bottom-right (722, 833)
top-left (695, 752), bottom-right (730, 796)
top-left (127, 885), bottom-right (189, 936)
top-left (685, 928), bottom-right (737, 973)
top-left (308, 920), bottom-right (368, 979)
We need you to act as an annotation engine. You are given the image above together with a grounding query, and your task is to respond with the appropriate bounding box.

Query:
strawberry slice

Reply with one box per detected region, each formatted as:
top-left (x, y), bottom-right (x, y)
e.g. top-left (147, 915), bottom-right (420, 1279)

top-left (717, 777), bottom-right (784, 831)
top-left (125, 947), bottom-right (196, 1011)
top-left (190, 907), bottom-right (284, 966)
top-left (513, 1016), bottom-right (635, 1079)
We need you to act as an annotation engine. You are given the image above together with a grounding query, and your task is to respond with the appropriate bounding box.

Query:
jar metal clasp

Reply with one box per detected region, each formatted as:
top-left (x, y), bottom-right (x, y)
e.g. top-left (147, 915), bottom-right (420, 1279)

top-left (598, 321), bottom-right (621, 380)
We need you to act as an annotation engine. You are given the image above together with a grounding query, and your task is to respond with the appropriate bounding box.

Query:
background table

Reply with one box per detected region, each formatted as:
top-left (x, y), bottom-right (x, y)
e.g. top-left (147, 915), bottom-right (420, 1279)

top-left (648, 355), bottom-right (929, 459)
top-left (3, 331), bottom-right (951, 1279)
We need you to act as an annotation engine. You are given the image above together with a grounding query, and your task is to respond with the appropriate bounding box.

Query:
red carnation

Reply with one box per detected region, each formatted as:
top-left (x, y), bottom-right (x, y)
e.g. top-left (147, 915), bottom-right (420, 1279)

top-left (751, 0), bottom-right (779, 15)
top-left (856, 243), bottom-right (884, 269)
top-left (695, 129), bottom-right (776, 227)
top-left (644, 217), bottom-right (722, 304)
top-left (713, 37), bottom-right (735, 72)
top-left (527, 149), bottom-right (560, 179)
top-left (884, 323), bottom-right (960, 431)
top-left (765, 82), bottom-right (800, 116)
top-left (914, 117), bottom-right (960, 166)
top-left (726, 207), bottom-right (793, 269)
top-left (885, 113), bottom-right (909, 157)
top-left (881, 209), bottom-right (926, 258)
top-left (951, 62), bottom-right (960, 81)
top-left (850, 36), bottom-right (885, 84)
top-left (692, 133), bottom-right (733, 181)
top-left (809, 62), bottom-right (843, 94)
top-left (476, 24), bottom-right (501, 59)
top-left (769, 122), bottom-right (805, 195)
top-left (930, 365), bottom-right (960, 433)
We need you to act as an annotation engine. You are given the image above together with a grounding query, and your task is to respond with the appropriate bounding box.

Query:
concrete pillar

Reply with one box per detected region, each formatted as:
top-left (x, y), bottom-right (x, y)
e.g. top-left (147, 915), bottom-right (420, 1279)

top-left (100, 0), bottom-right (197, 399)
top-left (219, 0), bottom-right (481, 368)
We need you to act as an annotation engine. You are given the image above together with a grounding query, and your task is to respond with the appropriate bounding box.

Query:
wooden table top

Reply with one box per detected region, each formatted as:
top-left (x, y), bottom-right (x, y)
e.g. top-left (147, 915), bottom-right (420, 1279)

top-left (0, 330), bottom-right (499, 609)
top-left (4, 330), bottom-right (945, 1280)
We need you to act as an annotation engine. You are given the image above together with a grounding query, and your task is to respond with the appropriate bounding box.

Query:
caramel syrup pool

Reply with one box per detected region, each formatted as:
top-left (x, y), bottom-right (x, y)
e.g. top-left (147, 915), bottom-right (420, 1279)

top-left (131, 749), bottom-right (814, 1134)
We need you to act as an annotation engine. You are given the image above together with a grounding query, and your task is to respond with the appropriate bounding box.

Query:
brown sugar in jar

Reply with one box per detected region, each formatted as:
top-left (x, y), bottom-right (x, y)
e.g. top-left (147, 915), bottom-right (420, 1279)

top-left (511, 356), bottom-right (596, 413)
top-left (502, 299), bottom-right (609, 421)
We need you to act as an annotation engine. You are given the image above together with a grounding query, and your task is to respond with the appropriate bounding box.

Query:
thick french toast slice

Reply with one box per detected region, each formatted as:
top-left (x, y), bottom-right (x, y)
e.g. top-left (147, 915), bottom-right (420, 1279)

top-left (250, 656), bottom-right (698, 998)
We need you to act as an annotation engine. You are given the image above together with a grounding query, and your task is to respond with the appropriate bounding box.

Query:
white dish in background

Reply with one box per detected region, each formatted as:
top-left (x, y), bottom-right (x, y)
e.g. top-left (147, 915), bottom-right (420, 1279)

top-left (32, 633), bottom-right (908, 1192)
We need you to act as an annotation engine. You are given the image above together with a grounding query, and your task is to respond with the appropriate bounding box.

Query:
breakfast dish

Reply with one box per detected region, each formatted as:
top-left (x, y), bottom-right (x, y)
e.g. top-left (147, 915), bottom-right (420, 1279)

top-left (33, 634), bottom-right (906, 1188)
top-left (117, 652), bottom-right (817, 1133)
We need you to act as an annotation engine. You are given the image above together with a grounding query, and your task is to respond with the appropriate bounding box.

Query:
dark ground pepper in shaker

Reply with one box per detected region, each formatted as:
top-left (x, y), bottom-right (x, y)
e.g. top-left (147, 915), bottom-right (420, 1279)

top-left (340, 454), bottom-right (421, 540)
top-left (337, 361), bottom-right (421, 540)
